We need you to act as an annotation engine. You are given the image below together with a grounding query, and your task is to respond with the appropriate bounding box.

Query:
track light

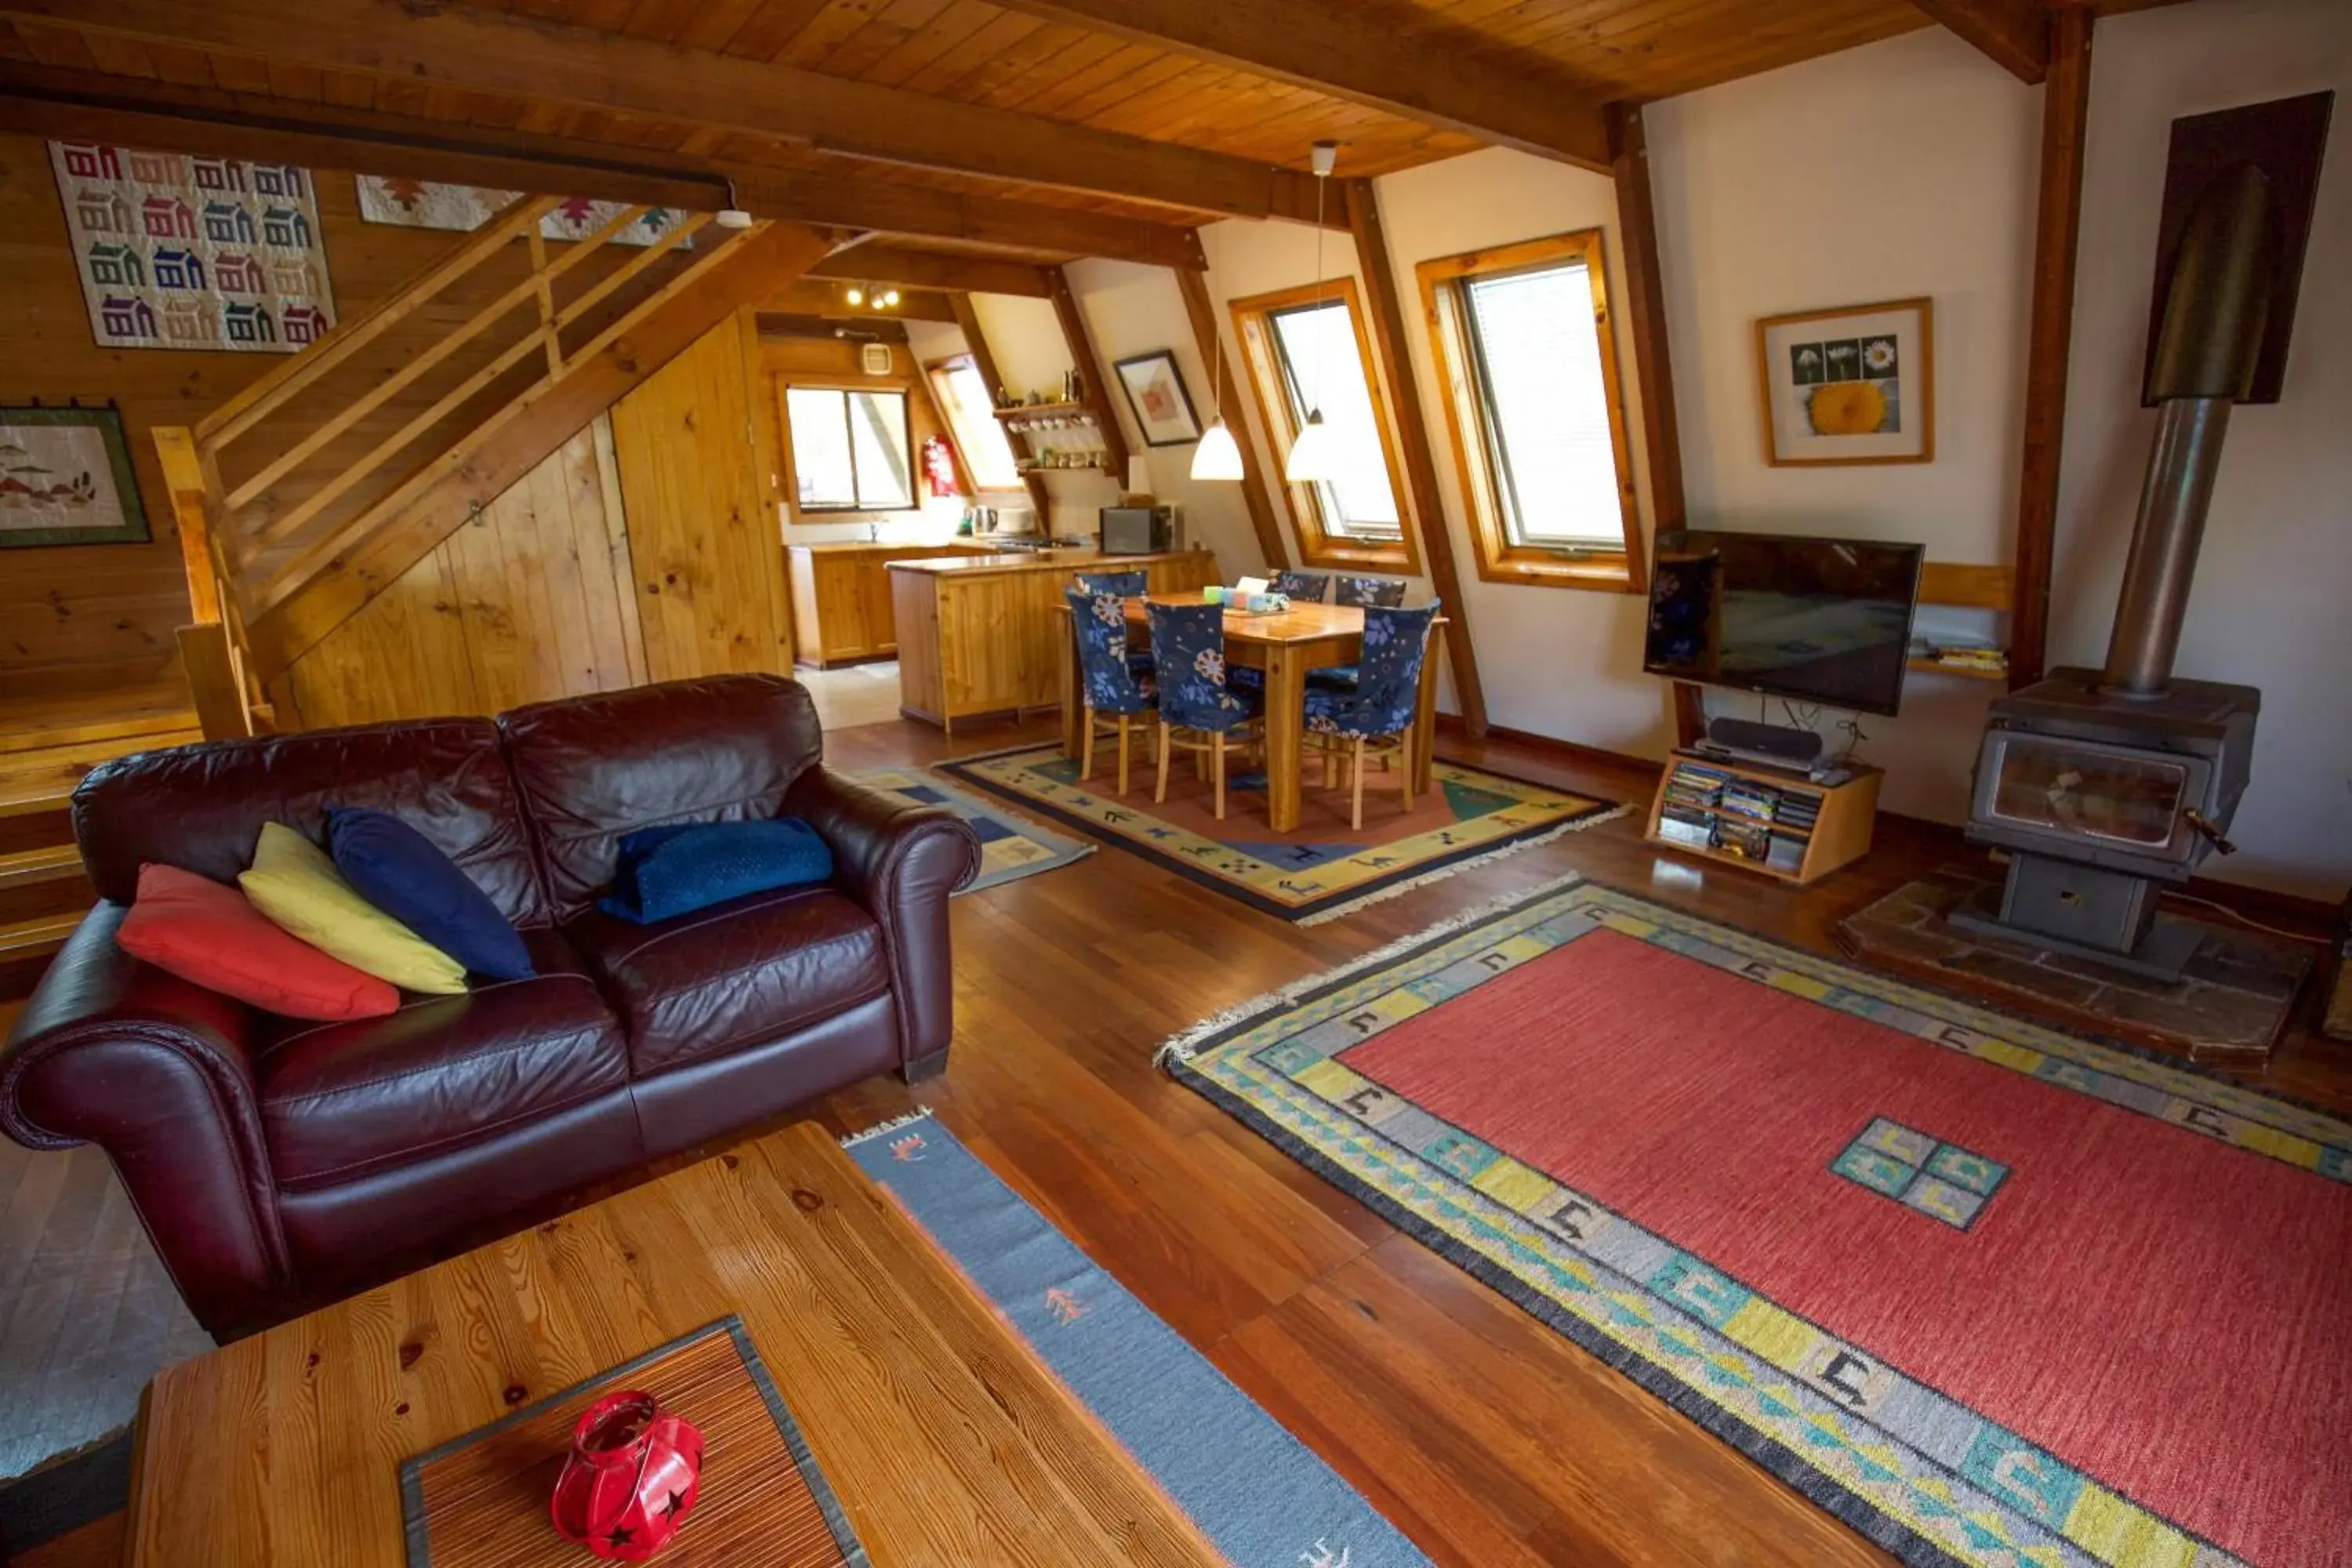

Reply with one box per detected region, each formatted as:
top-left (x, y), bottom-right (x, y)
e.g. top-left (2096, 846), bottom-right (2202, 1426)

top-left (844, 286), bottom-right (865, 307)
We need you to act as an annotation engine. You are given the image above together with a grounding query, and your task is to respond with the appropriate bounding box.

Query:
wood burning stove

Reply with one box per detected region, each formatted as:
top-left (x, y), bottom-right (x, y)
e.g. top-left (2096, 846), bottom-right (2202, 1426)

top-left (1961, 140), bottom-right (2301, 980)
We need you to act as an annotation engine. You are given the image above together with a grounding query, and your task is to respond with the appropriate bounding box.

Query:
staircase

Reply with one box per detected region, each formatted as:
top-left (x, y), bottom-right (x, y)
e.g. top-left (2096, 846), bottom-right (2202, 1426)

top-left (152, 198), bottom-right (840, 738)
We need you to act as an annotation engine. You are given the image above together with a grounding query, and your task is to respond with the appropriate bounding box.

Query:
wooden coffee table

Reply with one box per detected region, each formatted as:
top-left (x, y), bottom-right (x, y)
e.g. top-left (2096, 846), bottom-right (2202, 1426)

top-left (122, 1123), bottom-right (1222, 1566)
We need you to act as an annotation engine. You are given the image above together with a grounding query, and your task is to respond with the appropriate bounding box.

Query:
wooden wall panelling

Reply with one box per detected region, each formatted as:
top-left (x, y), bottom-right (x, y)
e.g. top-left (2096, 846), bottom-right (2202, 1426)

top-left (1342, 178), bottom-right (1487, 736)
top-left (0, 130), bottom-right (458, 683)
top-left (278, 419), bottom-right (645, 727)
top-left (1173, 264), bottom-right (1287, 572)
top-left (735, 306), bottom-right (793, 658)
top-left (610, 318), bottom-right (794, 684)
top-left (2009, 5), bottom-right (2092, 690)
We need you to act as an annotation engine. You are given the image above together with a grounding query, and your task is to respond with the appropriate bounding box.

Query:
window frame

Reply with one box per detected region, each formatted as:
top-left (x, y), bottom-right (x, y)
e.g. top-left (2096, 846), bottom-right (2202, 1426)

top-left (1228, 277), bottom-right (1421, 575)
top-left (1417, 230), bottom-right (1646, 594)
top-left (923, 353), bottom-right (1022, 496)
top-left (780, 383), bottom-right (916, 515)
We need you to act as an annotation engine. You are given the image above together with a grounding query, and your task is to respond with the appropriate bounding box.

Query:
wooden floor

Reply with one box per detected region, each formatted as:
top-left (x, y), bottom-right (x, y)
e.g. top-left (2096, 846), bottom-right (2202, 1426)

top-left (4, 711), bottom-right (2347, 1566)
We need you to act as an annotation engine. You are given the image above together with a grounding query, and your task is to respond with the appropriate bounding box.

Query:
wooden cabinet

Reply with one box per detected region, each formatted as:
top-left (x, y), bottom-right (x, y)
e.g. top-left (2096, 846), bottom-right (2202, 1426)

top-left (786, 543), bottom-right (989, 667)
top-left (891, 550), bottom-right (1221, 731)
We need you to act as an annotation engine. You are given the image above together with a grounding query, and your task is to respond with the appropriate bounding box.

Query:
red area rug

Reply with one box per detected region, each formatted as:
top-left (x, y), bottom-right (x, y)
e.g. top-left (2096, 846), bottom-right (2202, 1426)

top-left (1165, 874), bottom-right (2352, 1566)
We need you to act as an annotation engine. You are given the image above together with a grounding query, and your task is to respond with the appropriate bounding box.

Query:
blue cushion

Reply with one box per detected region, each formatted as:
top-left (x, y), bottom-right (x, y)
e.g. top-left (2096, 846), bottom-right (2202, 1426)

top-left (325, 807), bottom-right (534, 981)
top-left (597, 818), bottom-right (834, 926)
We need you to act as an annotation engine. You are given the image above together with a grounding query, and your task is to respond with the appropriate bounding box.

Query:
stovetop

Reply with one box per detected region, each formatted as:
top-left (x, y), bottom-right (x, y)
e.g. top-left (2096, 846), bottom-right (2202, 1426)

top-left (1994, 666), bottom-right (2261, 742)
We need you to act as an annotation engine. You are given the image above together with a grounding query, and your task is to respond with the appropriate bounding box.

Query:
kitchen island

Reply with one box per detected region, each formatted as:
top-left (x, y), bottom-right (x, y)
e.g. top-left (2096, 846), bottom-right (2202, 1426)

top-left (890, 548), bottom-right (1220, 731)
top-left (786, 540), bottom-right (997, 667)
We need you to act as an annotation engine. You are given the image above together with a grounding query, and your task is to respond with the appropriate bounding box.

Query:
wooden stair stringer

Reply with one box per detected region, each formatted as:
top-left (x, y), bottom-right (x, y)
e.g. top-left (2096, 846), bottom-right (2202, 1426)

top-left (242, 220), bottom-right (844, 683)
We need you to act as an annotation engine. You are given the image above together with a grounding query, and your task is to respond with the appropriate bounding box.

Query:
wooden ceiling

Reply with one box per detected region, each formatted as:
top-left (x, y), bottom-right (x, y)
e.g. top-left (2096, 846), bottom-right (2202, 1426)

top-left (0, 0), bottom-right (2124, 268)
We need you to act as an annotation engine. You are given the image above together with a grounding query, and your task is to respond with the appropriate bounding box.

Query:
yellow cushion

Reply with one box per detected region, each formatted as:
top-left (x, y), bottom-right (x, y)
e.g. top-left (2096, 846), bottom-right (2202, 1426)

top-left (239, 822), bottom-right (468, 995)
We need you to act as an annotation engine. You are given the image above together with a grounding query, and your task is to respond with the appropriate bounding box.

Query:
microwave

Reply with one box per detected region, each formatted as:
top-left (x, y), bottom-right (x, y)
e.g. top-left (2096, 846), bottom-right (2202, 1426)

top-left (1100, 505), bottom-right (1180, 556)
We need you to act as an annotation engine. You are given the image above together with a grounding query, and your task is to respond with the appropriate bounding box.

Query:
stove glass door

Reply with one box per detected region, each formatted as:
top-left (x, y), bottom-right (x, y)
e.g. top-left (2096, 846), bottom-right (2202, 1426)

top-left (1984, 735), bottom-right (2195, 850)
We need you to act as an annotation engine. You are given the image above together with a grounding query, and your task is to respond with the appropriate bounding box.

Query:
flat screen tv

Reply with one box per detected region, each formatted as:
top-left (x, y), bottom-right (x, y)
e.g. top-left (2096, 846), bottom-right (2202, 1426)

top-left (1642, 529), bottom-right (1925, 717)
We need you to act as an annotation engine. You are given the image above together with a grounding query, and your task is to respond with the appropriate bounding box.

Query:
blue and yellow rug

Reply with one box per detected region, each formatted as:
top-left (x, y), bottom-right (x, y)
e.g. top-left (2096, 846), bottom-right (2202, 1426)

top-left (850, 767), bottom-right (1093, 894)
top-left (843, 1112), bottom-right (1430, 1568)
top-left (939, 741), bottom-right (1622, 923)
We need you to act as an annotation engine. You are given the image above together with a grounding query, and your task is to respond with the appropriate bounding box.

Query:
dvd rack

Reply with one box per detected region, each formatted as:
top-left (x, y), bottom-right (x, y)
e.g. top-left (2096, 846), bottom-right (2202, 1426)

top-left (1645, 750), bottom-right (1883, 887)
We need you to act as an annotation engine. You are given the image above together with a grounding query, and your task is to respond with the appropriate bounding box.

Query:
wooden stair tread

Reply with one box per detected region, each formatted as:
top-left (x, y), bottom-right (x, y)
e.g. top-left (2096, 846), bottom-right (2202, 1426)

top-left (0, 910), bottom-right (81, 956)
top-left (0, 681), bottom-right (199, 755)
top-left (0, 789), bottom-right (74, 820)
top-left (0, 844), bottom-right (82, 887)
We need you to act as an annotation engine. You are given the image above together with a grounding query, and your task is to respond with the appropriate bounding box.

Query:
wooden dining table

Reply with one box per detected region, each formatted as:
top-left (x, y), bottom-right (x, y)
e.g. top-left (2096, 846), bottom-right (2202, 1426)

top-left (1055, 596), bottom-right (1445, 832)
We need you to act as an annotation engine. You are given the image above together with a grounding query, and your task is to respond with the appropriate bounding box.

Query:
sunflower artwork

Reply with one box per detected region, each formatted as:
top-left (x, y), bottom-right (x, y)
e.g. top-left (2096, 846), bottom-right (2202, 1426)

top-left (1757, 299), bottom-right (1932, 466)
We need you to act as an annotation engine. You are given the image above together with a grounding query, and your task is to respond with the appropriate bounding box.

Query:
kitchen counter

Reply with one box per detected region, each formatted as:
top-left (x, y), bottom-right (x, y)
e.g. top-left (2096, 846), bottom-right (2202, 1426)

top-left (890, 549), bottom-right (1221, 731)
top-left (785, 540), bottom-right (996, 667)
top-left (886, 547), bottom-right (1213, 579)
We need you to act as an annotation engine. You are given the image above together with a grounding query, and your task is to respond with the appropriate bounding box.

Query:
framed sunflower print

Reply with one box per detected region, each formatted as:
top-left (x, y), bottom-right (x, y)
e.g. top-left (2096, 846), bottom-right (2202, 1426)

top-left (1755, 298), bottom-right (1933, 466)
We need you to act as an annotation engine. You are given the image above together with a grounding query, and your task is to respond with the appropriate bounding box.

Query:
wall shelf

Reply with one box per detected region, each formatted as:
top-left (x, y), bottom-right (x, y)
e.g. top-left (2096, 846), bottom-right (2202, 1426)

top-left (994, 402), bottom-right (1094, 422)
top-left (1907, 657), bottom-right (2008, 682)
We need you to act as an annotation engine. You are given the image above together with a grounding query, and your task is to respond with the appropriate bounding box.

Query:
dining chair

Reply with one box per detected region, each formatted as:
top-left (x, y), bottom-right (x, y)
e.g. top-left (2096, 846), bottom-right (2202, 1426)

top-left (1065, 588), bottom-right (1157, 796)
top-left (1271, 569), bottom-right (1331, 604)
top-left (1075, 569), bottom-right (1149, 597)
top-left (1074, 569), bottom-right (1154, 679)
top-left (1302, 603), bottom-right (1440, 829)
top-left (1334, 575), bottom-right (1407, 608)
top-left (1147, 600), bottom-right (1264, 821)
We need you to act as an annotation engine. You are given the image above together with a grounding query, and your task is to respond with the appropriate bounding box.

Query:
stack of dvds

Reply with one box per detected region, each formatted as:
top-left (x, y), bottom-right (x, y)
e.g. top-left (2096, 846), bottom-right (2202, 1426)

top-left (1657, 758), bottom-right (1729, 849)
top-left (1769, 787), bottom-right (1820, 873)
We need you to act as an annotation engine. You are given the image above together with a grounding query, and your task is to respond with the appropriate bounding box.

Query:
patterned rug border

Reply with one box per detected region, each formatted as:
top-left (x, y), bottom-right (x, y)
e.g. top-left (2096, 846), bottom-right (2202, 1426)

top-left (1161, 867), bottom-right (2352, 1138)
top-left (936, 742), bottom-right (1628, 924)
top-left (849, 765), bottom-right (1096, 894)
top-left (1160, 874), bottom-right (2347, 1568)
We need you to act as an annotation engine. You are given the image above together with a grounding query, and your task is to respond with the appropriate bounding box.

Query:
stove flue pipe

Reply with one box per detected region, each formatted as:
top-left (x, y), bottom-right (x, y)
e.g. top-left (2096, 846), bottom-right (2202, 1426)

top-left (2100, 163), bottom-right (2277, 698)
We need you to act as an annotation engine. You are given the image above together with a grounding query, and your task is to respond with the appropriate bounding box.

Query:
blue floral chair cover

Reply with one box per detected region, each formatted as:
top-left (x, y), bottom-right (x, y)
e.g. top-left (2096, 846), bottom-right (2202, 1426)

top-left (1303, 604), bottom-right (1438, 739)
top-left (1066, 589), bottom-right (1156, 715)
top-left (1147, 601), bottom-right (1261, 732)
top-left (1271, 569), bottom-right (1330, 604)
top-left (1334, 575), bottom-right (1406, 608)
top-left (1075, 569), bottom-right (1148, 597)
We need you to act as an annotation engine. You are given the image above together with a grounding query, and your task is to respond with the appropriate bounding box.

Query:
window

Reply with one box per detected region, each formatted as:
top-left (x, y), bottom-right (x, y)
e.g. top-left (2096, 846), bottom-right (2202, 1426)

top-left (784, 387), bottom-right (913, 512)
top-left (925, 356), bottom-right (1020, 492)
top-left (1418, 230), bottom-right (1644, 592)
top-left (1230, 278), bottom-right (1420, 574)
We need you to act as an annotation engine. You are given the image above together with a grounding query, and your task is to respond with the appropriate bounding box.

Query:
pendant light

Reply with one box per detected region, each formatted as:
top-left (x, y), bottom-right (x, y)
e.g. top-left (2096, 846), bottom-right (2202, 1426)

top-left (1285, 141), bottom-right (1343, 484)
top-left (1189, 255), bottom-right (1244, 481)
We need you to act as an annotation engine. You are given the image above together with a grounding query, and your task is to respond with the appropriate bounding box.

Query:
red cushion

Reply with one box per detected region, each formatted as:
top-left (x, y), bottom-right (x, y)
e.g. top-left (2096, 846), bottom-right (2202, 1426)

top-left (115, 863), bottom-right (401, 1021)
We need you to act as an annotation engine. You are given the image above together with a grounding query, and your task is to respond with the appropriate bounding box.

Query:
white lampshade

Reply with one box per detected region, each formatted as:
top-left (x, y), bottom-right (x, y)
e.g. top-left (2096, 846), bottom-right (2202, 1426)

top-left (1189, 419), bottom-right (1243, 481)
top-left (1285, 410), bottom-right (1340, 483)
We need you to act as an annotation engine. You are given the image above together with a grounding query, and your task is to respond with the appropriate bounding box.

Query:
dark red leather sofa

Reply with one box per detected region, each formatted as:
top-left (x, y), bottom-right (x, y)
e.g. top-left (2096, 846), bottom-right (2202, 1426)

top-left (0, 675), bottom-right (978, 1341)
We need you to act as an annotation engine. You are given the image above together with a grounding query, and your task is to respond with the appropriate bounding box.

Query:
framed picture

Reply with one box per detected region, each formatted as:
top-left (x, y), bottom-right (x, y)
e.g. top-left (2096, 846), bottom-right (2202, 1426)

top-left (1755, 298), bottom-right (1933, 466)
top-left (0, 405), bottom-right (151, 549)
top-left (1112, 350), bottom-right (1203, 447)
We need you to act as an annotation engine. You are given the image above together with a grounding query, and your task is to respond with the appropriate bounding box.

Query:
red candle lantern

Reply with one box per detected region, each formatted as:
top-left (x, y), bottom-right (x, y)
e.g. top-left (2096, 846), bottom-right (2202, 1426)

top-left (550, 1389), bottom-right (705, 1561)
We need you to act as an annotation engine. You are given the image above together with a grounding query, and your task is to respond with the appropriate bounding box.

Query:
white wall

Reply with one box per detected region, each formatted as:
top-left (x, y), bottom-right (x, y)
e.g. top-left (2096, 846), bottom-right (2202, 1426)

top-left (1049, 0), bottom-right (2349, 896)
top-left (2044, 0), bottom-right (2351, 898)
top-left (969, 291), bottom-right (1121, 535)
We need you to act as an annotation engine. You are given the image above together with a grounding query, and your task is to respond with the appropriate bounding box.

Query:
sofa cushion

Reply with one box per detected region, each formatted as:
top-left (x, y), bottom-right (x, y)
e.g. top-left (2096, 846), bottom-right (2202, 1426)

top-left (597, 818), bottom-right (834, 925)
top-left (564, 885), bottom-right (891, 1079)
top-left (254, 927), bottom-right (628, 1189)
top-left (74, 719), bottom-right (549, 927)
top-left (241, 824), bottom-right (469, 995)
top-left (328, 807), bottom-right (535, 981)
top-left (116, 862), bottom-right (400, 1021)
top-left (499, 675), bottom-right (825, 922)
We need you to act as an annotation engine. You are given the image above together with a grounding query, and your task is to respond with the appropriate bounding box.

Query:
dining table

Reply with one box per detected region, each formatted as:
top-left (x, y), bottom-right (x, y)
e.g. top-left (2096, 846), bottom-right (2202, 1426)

top-left (1055, 595), bottom-right (1446, 833)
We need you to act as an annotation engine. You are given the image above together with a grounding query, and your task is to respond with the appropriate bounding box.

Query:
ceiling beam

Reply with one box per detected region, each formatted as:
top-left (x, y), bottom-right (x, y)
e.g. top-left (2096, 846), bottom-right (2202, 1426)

top-left (760, 283), bottom-right (960, 324)
top-left (1910, 0), bottom-right (2051, 83)
top-left (10, 0), bottom-right (1334, 224)
top-left (984, 0), bottom-right (1613, 172)
top-left (0, 64), bottom-right (1210, 267)
top-left (808, 246), bottom-right (1055, 298)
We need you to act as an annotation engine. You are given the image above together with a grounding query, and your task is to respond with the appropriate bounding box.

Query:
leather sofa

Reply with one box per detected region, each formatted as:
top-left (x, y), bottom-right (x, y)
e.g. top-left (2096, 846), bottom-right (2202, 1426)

top-left (0, 675), bottom-right (979, 1341)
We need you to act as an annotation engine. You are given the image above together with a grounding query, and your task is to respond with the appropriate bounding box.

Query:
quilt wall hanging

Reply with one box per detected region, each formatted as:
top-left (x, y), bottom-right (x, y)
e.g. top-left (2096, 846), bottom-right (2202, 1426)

top-left (354, 176), bottom-right (693, 249)
top-left (49, 141), bottom-right (336, 354)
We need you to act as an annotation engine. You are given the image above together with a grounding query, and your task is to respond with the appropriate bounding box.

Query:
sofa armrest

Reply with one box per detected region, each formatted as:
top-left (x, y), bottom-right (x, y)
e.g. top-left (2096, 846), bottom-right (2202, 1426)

top-left (785, 767), bottom-right (980, 1069)
top-left (2, 902), bottom-right (292, 1339)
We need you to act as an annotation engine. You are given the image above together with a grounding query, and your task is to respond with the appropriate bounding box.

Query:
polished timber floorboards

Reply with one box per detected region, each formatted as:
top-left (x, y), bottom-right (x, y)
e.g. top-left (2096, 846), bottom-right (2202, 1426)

top-left (6, 713), bottom-right (2348, 1566)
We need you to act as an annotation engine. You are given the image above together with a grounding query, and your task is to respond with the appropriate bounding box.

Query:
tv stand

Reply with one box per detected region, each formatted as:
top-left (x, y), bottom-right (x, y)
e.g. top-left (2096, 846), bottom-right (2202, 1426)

top-left (1644, 750), bottom-right (1883, 887)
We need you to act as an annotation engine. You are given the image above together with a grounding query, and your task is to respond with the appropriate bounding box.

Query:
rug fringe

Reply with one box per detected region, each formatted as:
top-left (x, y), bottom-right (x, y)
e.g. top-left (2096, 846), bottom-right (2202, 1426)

top-left (1152, 867), bottom-right (1592, 1070)
top-left (839, 1105), bottom-right (938, 1146)
top-left (1293, 804), bottom-right (1632, 927)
